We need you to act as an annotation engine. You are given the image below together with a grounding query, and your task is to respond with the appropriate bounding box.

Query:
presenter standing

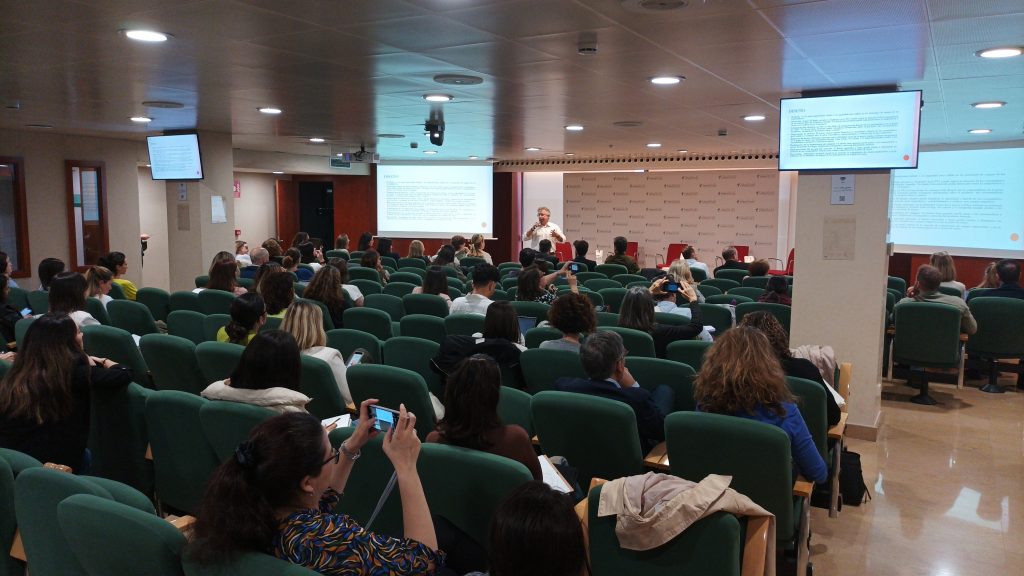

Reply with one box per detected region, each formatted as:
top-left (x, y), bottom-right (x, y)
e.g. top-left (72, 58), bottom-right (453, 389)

top-left (523, 206), bottom-right (565, 250)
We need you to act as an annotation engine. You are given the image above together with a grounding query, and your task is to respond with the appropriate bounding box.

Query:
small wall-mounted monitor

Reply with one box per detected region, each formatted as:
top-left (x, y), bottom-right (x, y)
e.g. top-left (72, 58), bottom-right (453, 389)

top-left (147, 133), bottom-right (204, 180)
top-left (779, 91), bottom-right (922, 171)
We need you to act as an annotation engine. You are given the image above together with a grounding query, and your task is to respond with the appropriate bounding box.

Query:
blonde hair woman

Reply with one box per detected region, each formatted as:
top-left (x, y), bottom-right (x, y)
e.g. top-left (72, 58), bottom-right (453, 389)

top-left (930, 251), bottom-right (965, 297)
top-left (466, 233), bottom-right (493, 264)
top-left (407, 240), bottom-right (429, 262)
top-left (84, 266), bottom-right (114, 309)
top-left (666, 260), bottom-right (705, 303)
top-left (280, 300), bottom-right (352, 406)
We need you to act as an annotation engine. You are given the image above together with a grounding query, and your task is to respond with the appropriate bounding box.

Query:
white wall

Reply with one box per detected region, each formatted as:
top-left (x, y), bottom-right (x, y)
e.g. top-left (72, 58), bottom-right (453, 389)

top-left (233, 171), bottom-right (278, 248)
top-left (137, 168), bottom-right (170, 291)
top-left (522, 172), bottom-right (563, 248)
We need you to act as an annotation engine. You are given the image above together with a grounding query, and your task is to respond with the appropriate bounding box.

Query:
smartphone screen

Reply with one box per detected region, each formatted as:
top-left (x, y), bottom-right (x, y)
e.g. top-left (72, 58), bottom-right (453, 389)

top-left (346, 352), bottom-right (364, 367)
top-left (665, 282), bottom-right (680, 293)
top-left (568, 262), bottom-right (580, 274)
top-left (369, 405), bottom-right (398, 432)
top-left (19, 308), bottom-right (31, 318)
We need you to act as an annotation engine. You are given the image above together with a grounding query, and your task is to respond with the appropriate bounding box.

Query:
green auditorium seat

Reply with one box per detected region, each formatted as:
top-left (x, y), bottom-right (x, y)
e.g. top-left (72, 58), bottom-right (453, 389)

top-left (197, 289), bottom-right (236, 315)
top-left (136, 288), bottom-right (171, 322)
top-left (195, 341), bottom-right (245, 384)
top-left (599, 326), bottom-right (656, 358)
top-left (347, 365), bottom-right (435, 439)
top-left (81, 325), bottom-right (150, 386)
top-left (343, 307), bottom-right (394, 340)
top-left (326, 328), bottom-right (383, 364)
top-left (300, 355), bottom-right (345, 419)
top-left (402, 293), bottom-right (450, 318)
top-left (624, 356), bottom-right (697, 412)
top-left (167, 310), bottom-right (206, 345)
top-left (144, 390), bottom-right (220, 515)
top-left (665, 339), bottom-right (712, 373)
top-left (383, 336), bottom-right (443, 398)
top-left (140, 334), bottom-right (206, 395)
top-left (520, 348), bottom-right (586, 394)
top-left (199, 400), bottom-right (276, 462)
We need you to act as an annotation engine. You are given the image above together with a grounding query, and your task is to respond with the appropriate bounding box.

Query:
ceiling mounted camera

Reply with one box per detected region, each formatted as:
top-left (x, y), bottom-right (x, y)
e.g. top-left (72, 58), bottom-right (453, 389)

top-left (425, 108), bottom-right (445, 147)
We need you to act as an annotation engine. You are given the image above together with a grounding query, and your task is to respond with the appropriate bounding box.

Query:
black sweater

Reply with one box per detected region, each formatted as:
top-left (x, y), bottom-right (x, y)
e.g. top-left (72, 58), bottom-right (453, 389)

top-left (650, 301), bottom-right (703, 359)
top-left (781, 356), bottom-right (842, 427)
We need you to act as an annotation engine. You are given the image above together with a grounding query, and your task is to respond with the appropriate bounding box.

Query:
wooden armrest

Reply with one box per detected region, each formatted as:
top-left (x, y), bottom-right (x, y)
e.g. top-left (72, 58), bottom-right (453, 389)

top-left (959, 333), bottom-right (969, 342)
top-left (346, 402), bottom-right (357, 415)
top-left (531, 435), bottom-right (539, 446)
top-left (6, 342), bottom-right (15, 350)
top-left (828, 412), bottom-right (848, 440)
top-left (43, 462), bottom-right (73, 473)
top-left (793, 478), bottom-right (813, 499)
top-left (10, 530), bottom-right (25, 561)
top-left (145, 443), bottom-right (153, 461)
top-left (886, 327), bottom-right (895, 336)
top-left (643, 442), bottom-right (670, 471)
top-left (166, 515), bottom-right (197, 533)
top-left (740, 516), bottom-right (770, 576)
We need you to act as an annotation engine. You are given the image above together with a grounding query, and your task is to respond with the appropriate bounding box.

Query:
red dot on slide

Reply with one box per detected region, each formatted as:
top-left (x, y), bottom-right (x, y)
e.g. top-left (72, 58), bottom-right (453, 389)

top-left (903, 155), bottom-right (909, 161)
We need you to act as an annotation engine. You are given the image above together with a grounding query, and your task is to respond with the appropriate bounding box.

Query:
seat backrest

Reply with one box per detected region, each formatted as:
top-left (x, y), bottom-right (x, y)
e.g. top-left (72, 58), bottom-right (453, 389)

top-left (402, 293), bottom-right (450, 318)
top-left (26, 291), bottom-right (48, 315)
top-left (715, 269), bottom-right (748, 283)
top-left (887, 276), bottom-right (907, 294)
top-left (300, 355), bottom-right (345, 419)
top-left (382, 336), bottom-right (443, 398)
top-left (937, 285), bottom-right (962, 298)
top-left (364, 293), bottom-right (405, 321)
top-left (740, 276), bottom-right (771, 289)
top-left (398, 257), bottom-right (427, 270)
top-left (382, 281), bottom-right (417, 298)
top-left (81, 325), bottom-right (150, 385)
top-left (532, 391), bottom-right (644, 486)
top-left (348, 267), bottom-right (381, 283)
top-left (690, 267), bottom-right (709, 282)
top-left (195, 341), bottom-right (245, 384)
top-left (325, 328), bottom-right (383, 363)
top-left (398, 314), bottom-right (447, 345)
top-left (88, 383), bottom-right (154, 493)
top-left (459, 256), bottom-right (486, 268)
top-left (497, 385), bottom-right (534, 436)
top-left (588, 483), bottom-right (741, 576)
top-left (595, 311), bottom-right (619, 326)
top-left (347, 365), bottom-right (435, 438)
top-left (893, 302), bottom-right (962, 367)
top-left (664, 243), bottom-right (686, 264)
top-left (144, 391), bottom-right (220, 515)
top-left (342, 307), bottom-right (394, 340)
top-left (324, 249), bottom-right (349, 260)
top-left (665, 340), bottom-right (712, 374)
top-left (785, 377), bottom-right (828, 462)
top-left (521, 348), bottom-right (586, 394)
top-left (202, 313), bottom-right (231, 342)
top-left (599, 326), bottom-right (656, 358)
top-left (5, 287), bottom-right (29, 312)
top-left (169, 291), bottom-right (203, 313)
top-left (194, 275), bottom-right (209, 289)
top-left (696, 283), bottom-right (721, 297)
top-left (697, 304), bottom-right (733, 335)
top-left (197, 289), bottom-right (236, 316)
top-left (388, 272), bottom-right (423, 286)
top-left (14, 317), bottom-right (34, 347)
top-left (584, 278), bottom-right (621, 292)
top-left (966, 297), bottom-right (1024, 357)
top-left (597, 287), bottom-right (627, 313)
top-left (729, 286), bottom-right (765, 301)
top-left (524, 326), bottom-right (563, 348)
top-left (706, 294), bottom-right (751, 305)
top-left (136, 287), bottom-right (171, 322)
top-left (666, 411), bottom-right (795, 542)
top-left (57, 494), bottom-right (184, 576)
top-left (84, 297), bottom-right (110, 325)
top-left (140, 334), bottom-right (206, 395)
top-left (735, 302), bottom-right (791, 333)
top-left (444, 313), bottom-right (485, 336)
top-left (397, 267), bottom-right (427, 278)
top-left (0, 449), bottom-right (41, 576)
top-left (199, 401), bottom-right (276, 462)
top-left (595, 263), bottom-right (628, 278)
top-left (350, 279), bottom-right (382, 296)
top-left (166, 310), bottom-right (206, 345)
top-left (612, 274), bottom-right (647, 287)
top-left (418, 443), bottom-right (533, 550)
top-left (653, 312), bottom-right (690, 327)
top-left (107, 300), bottom-right (160, 335)
top-left (624, 357), bottom-right (696, 412)
top-left (702, 278), bottom-right (740, 292)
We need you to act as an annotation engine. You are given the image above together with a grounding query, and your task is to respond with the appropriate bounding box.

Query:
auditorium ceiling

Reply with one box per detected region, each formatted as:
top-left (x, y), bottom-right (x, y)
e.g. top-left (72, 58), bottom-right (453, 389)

top-left (1, 0), bottom-right (1021, 162)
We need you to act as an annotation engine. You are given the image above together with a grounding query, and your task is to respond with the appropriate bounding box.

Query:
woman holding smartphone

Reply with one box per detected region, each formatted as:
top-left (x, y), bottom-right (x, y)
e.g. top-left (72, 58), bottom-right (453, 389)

top-left (187, 403), bottom-right (446, 575)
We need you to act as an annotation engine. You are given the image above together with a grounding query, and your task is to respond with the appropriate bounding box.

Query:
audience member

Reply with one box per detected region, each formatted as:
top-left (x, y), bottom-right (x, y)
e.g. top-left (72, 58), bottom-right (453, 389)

top-left (620, 285), bottom-right (703, 358)
top-left (974, 262), bottom-right (1000, 290)
top-left (360, 250), bottom-right (390, 284)
top-left (683, 246), bottom-right (709, 276)
top-left (967, 259), bottom-right (1024, 301)
top-left (201, 251), bottom-right (247, 295)
top-left (434, 300), bottom-right (525, 379)
top-left (282, 248), bottom-right (314, 282)
top-left (930, 251), bottom-right (965, 297)
top-left (556, 330), bottom-right (672, 451)
top-left (303, 265), bottom-right (349, 328)
top-left (334, 233), bottom-right (350, 254)
top-left (536, 239), bottom-right (559, 269)
top-left (259, 272), bottom-right (296, 318)
top-left (407, 240), bottom-right (429, 263)
top-left (505, 248), bottom-right (537, 279)
top-left (758, 276), bottom-right (792, 305)
top-left (290, 232), bottom-right (317, 264)
top-left (664, 261), bottom-right (707, 307)
top-left (540, 292), bottom-right (595, 352)
top-left (235, 240), bottom-right (251, 266)
top-left (281, 300), bottom-right (354, 406)
top-left (740, 311), bottom-right (840, 426)
top-left (466, 233), bottom-right (493, 264)
top-left (713, 246), bottom-right (749, 277)
top-left (98, 251), bottom-right (138, 300)
top-left (0, 276), bottom-right (24, 344)
top-left (693, 326), bottom-right (827, 484)
top-left (241, 247), bottom-right (269, 279)
top-left (356, 232), bottom-right (374, 252)
top-left (523, 206), bottom-right (564, 250)
top-left (900, 265), bottom-right (977, 334)
top-left (262, 238), bottom-right (284, 261)
top-left (48, 272), bottom-right (100, 327)
top-left (434, 245), bottom-right (466, 282)
top-left (1, 252), bottom-right (17, 288)
top-left (218, 292), bottom-right (266, 345)
top-left (201, 330), bottom-right (309, 413)
top-left (0, 313), bottom-right (132, 471)
top-left (451, 235), bottom-right (470, 260)
top-left (482, 301), bottom-right (527, 351)
top-left (476, 481), bottom-right (586, 576)
top-left (450, 264), bottom-right (498, 315)
top-left (37, 257), bottom-right (65, 292)
top-left (748, 259), bottom-right (770, 277)
top-left (376, 237), bottom-right (401, 263)
top-left (604, 236), bottom-right (640, 274)
top-left (412, 266), bottom-right (452, 307)
top-left (84, 265), bottom-right (114, 308)
top-left (186, 408), bottom-right (442, 574)
top-left (427, 355), bottom-right (541, 481)
top-left (517, 265), bottom-right (576, 304)
top-left (252, 262), bottom-right (283, 294)
top-left (572, 239), bottom-right (597, 271)
top-left (326, 259), bottom-right (365, 307)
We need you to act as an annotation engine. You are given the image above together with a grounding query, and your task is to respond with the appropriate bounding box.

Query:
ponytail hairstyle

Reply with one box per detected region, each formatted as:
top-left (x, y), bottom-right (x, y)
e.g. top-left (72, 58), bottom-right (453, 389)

top-left (186, 412), bottom-right (328, 563)
top-left (84, 266), bottom-right (114, 298)
top-left (281, 248), bottom-right (302, 271)
top-left (224, 292), bottom-right (265, 344)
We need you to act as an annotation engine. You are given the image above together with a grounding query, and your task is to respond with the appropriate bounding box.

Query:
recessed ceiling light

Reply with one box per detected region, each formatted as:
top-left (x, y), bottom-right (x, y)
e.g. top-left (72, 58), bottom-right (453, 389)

top-left (976, 47), bottom-right (1022, 59)
top-left (565, 153), bottom-right (575, 157)
top-left (743, 114), bottom-right (766, 121)
top-left (336, 153), bottom-right (345, 157)
top-left (423, 94), bottom-right (453, 102)
top-left (972, 101), bottom-right (1005, 109)
top-left (646, 143), bottom-right (662, 148)
top-left (565, 124), bottom-right (584, 131)
top-left (129, 116), bottom-right (152, 123)
top-left (525, 147), bottom-right (541, 151)
top-left (677, 149), bottom-right (688, 153)
top-left (257, 107), bottom-right (282, 115)
top-left (122, 29), bottom-right (170, 43)
top-left (968, 128), bottom-right (992, 134)
top-left (650, 76), bottom-right (684, 85)
top-left (468, 156), bottom-right (479, 160)
top-left (424, 150), bottom-right (438, 155)
top-left (272, 171), bottom-right (284, 174)
top-left (144, 164), bottom-right (151, 168)
top-left (0, 164), bottom-right (8, 168)
top-left (308, 137), bottom-right (325, 143)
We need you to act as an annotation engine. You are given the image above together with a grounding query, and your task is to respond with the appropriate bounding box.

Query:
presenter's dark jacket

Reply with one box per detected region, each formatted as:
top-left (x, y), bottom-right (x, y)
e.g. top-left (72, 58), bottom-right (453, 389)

top-left (649, 301), bottom-right (703, 359)
top-left (555, 376), bottom-right (666, 452)
top-left (966, 282), bottom-right (1024, 302)
top-left (713, 260), bottom-right (749, 277)
top-left (573, 257), bottom-right (598, 272)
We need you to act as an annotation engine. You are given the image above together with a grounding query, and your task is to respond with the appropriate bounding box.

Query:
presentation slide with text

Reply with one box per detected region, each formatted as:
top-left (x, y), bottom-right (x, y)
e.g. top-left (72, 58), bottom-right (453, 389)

top-left (377, 163), bottom-right (493, 238)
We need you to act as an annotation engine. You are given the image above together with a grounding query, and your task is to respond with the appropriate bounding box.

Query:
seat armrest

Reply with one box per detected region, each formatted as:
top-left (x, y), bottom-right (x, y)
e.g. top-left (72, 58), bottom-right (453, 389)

top-left (642, 442), bottom-right (669, 471)
top-left (828, 412), bottom-right (848, 440)
top-left (167, 515), bottom-right (197, 534)
top-left (793, 477), bottom-right (813, 499)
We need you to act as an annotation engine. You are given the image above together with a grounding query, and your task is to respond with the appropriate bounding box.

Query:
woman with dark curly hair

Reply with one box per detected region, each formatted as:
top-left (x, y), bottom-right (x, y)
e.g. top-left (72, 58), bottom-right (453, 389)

top-left (258, 271), bottom-right (295, 318)
top-left (360, 250), bottom-right (390, 284)
top-left (540, 292), bottom-right (595, 352)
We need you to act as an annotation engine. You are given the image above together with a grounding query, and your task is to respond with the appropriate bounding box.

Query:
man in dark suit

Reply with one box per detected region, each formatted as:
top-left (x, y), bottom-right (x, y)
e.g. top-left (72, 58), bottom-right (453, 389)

top-left (572, 239), bottom-right (598, 271)
top-left (967, 259), bottom-right (1024, 301)
top-left (555, 331), bottom-right (674, 451)
top-left (712, 246), bottom-right (749, 277)
top-left (239, 247), bottom-right (268, 279)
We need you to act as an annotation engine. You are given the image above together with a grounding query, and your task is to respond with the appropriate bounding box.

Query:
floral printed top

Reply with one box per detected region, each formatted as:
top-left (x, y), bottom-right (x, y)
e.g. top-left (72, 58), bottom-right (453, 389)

top-left (274, 489), bottom-right (444, 575)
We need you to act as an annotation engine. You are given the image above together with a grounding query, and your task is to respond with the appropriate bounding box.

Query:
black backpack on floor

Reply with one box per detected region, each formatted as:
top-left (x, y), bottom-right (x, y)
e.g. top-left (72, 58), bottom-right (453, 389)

top-left (839, 448), bottom-right (871, 506)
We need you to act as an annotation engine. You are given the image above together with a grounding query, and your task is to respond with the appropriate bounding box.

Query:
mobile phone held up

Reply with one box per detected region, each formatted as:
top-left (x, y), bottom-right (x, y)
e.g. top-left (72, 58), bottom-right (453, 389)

top-left (369, 405), bottom-right (399, 432)
top-left (665, 282), bottom-right (680, 293)
top-left (346, 351), bottom-right (364, 367)
top-left (568, 262), bottom-right (580, 274)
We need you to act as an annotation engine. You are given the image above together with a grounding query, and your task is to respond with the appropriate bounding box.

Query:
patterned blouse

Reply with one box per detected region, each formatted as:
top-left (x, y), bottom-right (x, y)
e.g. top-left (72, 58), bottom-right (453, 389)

top-left (274, 489), bottom-right (444, 575)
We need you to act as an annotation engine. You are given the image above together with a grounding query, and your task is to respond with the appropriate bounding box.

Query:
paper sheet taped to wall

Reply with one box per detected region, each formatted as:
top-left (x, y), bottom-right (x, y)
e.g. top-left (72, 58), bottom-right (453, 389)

top-left (823, 216), bottom-right (856, 260)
